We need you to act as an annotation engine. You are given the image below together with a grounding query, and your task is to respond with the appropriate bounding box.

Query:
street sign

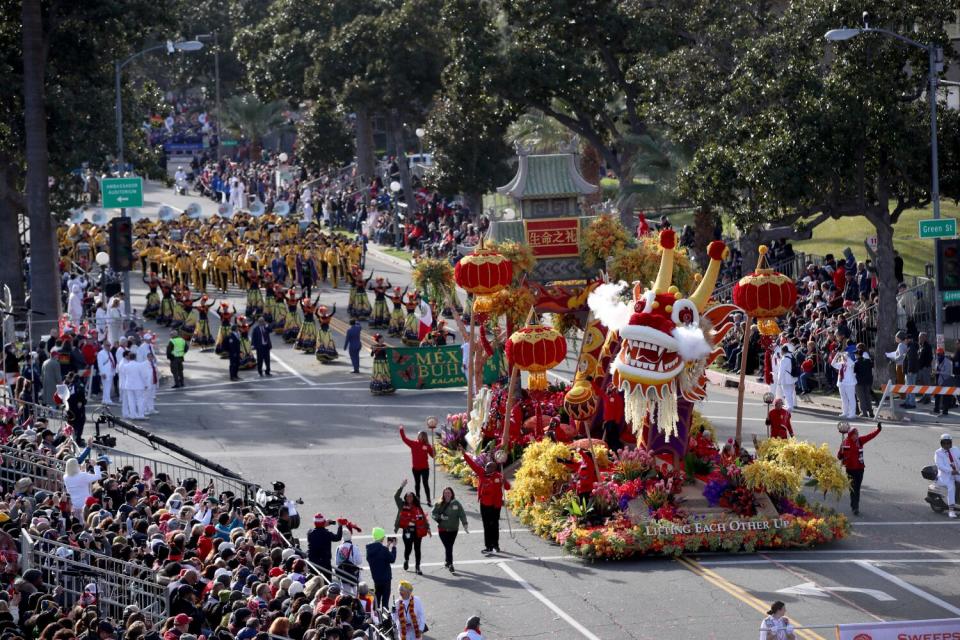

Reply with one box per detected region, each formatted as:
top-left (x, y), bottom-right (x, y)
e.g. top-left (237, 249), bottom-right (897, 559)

top-left (101, 177), bottom-right (143, 209)
top-left (943, 290), bottom-right (960, 303)
top-left (918, 217), bottom-right (957, 239)
top-left (221, 139), bottom-right (238, 147)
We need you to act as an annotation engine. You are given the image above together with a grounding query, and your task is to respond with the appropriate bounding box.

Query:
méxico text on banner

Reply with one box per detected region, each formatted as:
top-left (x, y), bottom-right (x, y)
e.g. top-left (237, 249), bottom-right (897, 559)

top-left (836, 617), bottom-right (960, 639)
top-left (387, 345), bottom-right (505, 389)
top-left (523, 217), bottom-right (580, 258)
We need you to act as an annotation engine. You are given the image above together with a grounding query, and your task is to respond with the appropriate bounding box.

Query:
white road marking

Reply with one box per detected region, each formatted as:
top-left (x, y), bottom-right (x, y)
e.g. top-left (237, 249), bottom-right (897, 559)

top-left (703, 558), bottom-right (960, 565)
top-left (155, 375), bottom-right (297, 392)
top-left (776, 581), bottom-right (895, 601)
top-left (272, 352), bottom-right (316, 386)
top-left (154, 402), bottom-right (468, 409)
top-left (352, 528), bottom-right (530, 541)
top-left (497, 561), bottom-right (602, 640)
top-left (165, 386), bottom-right (374, 393)
top-left (854, 559), bottom-right (960, 616)
top-left (698, 548), bottom-right (960, 558)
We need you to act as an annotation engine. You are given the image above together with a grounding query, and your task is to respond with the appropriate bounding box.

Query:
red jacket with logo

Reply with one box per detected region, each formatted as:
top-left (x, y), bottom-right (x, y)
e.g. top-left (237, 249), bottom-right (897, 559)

top-left (399, 427), bottom-right (435, 470)
top-left (464, 453), bottom-right (510, 508)
top-left (837, 426), bottom-right (881, 471)
top-left (767, 408), bottom-right (794, 439)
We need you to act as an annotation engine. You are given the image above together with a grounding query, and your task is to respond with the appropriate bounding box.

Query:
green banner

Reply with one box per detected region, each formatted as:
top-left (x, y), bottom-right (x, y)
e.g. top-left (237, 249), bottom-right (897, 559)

top-left (387, 345), bottom-right (505, 389)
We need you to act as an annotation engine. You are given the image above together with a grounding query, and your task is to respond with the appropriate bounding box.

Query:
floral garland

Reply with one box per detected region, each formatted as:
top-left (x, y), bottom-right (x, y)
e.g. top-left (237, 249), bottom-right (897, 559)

top-left (607, 235), bottom-right (696, 294)
top-left (488, 286), bottom-right (535, 327)
top-left (412, 257), bottom-right (455, 304)
top-left (488, 240), bottom-right (536, 286)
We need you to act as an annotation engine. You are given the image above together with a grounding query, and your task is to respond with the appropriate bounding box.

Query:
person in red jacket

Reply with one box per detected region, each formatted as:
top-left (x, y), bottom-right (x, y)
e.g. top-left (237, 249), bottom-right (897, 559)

top-left (563, 449), bottom-right (599, 500)
top-left (399, 425), bottom-right (435, 505)
top-left (765, 399), bottom-right (794, 439)
top-left (463, 453), bottom-right (511, 555)
top-left (393, 479), bottom-right (431, 574)
top-left (837, 423), bottom-right (882, 515)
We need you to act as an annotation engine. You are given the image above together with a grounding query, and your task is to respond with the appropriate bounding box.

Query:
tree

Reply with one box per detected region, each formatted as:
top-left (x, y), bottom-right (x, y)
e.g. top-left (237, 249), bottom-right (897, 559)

top-left (221, 94), bottom-right (289, 160)
top-left (488, 0), bottom-right (695, 225)
top-left (423, 0), bottom-right (515, 215)
top-left (21, 0), bottom-right (59, 327)
top-left (675, 0), bottom-right (960, 379)
top-left (296, 97), bottom-right (354, 172)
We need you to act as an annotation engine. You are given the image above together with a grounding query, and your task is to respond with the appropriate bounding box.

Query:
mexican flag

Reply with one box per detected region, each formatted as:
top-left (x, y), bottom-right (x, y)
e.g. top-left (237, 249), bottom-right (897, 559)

top-left (417, 298), bottom-right (433, 341)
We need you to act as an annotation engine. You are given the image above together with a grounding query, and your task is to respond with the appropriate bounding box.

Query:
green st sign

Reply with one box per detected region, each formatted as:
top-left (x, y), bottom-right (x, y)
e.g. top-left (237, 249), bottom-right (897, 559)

top-left (918, 217), bottom-right (957, 239)
top-left (944, 290), bottom-right (960, 303)
top-left (101, 177), bottom-right (143, 209)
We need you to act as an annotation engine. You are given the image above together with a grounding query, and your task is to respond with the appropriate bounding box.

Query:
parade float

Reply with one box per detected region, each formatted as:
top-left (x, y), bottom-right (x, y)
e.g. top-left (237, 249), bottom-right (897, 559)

top-left (433, 150), bottom-right (850, 559)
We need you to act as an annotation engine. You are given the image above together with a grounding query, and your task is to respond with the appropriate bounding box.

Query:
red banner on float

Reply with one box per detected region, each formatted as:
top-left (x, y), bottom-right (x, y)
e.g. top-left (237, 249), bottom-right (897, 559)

top-left (523, 217), bottom-right (580, 258)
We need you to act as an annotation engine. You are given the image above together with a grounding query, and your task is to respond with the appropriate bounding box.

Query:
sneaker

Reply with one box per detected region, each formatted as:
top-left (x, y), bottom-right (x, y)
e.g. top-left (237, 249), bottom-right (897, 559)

top-left (403, 560), bottom-right (409, 571)
top-left (416, 568), bottom-right (423, 575)
top-left (481, 548), bottom-right (492, 555)
top-left (493, 547), bottom-right (501, 553)
top-left (853, 509), bottom-right (860, 516)
top-left (949, 511), bottom-right (957, 519)
top-left (449, 565), bottom-right (455, 574)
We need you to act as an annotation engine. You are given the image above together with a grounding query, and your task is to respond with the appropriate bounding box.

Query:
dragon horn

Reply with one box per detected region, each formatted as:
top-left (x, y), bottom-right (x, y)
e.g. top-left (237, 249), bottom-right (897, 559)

top-left (652, 229), bottom-right (677, 293)
top-left (689, 241), bottom-right (729, 312)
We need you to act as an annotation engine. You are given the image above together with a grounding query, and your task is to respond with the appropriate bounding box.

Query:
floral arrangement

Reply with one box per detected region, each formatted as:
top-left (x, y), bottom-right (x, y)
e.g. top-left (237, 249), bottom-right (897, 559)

top-left (607, 235), bottom-right (696, 294)
top-left (753, 437), bottom-right (850, 498)
top-left (439, 412), bottom-right (469, 450)
top-left (489, 286), bottom-right (535, 328)
top-left (581, 214), bottom-right (632, 270)
top-left (412, 257), bottom-right (455, 305)
top-left (507, 440), bottom-right (575, 507)
top-left (488, 240), bottom-right (536, 286)
top-left (434, 446), bottom-right (479, 488)
top-left (559, 508), bottom-right (850, 560)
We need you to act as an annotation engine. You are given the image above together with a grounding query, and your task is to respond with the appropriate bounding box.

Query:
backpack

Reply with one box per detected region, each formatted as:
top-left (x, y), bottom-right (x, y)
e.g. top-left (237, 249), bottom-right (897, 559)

top-left (788, 355), bottom-right (802, 379)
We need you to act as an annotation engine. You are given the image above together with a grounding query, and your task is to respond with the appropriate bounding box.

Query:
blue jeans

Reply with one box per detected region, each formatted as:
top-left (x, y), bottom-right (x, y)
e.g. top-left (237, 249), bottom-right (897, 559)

top-left (904, 372), bottom-right (918, 407)
top-left (798, 372), bottom-right (812, 394)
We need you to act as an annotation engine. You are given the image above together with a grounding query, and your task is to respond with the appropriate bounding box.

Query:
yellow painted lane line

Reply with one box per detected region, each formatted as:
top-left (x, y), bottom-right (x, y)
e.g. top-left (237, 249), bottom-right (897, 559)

top-left (328, 316), bottom-right (377, 348)
top-left (676, 557), bottom-right (827, 640)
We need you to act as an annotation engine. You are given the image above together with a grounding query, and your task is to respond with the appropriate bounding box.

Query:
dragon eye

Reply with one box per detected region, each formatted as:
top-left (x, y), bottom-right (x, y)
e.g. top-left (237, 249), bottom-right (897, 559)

top-left (671, 299), bottom-right (699, 326)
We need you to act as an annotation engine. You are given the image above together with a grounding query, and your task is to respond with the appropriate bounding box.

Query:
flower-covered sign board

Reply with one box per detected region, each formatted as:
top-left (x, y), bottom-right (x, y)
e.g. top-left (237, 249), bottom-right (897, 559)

top-left (524, 217), bottom-right (580, 258)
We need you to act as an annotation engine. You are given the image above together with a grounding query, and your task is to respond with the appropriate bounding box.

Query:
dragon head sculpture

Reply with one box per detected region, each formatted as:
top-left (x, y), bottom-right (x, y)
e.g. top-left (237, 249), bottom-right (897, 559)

top-left (589, 229), bottom-right (730, 441)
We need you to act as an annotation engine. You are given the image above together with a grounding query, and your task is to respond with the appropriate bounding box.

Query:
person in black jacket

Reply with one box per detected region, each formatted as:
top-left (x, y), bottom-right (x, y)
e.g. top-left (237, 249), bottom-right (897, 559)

top-left (365, 527), bottom-right (397, 612)
top-left (224, 327), bottom-right (241, 381)
top-left (917, 332), bottom-right (934, 405)
top-left (306, 514), bottom-right (342, 579)
top-left (853, 344), bottom-right (874, 418)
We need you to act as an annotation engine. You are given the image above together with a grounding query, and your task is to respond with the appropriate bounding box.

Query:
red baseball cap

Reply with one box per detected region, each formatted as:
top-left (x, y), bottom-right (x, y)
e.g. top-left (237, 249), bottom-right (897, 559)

top-left (173, 614), bottom-right (192, 626)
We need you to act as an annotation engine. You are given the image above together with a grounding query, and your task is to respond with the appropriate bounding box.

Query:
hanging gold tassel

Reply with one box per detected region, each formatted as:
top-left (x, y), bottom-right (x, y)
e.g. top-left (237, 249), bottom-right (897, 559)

top-left (528, 370), bottom-right (548, 391)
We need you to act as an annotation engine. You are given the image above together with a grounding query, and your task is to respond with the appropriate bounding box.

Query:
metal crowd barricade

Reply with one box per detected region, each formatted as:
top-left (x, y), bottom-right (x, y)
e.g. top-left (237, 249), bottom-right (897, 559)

top-left (20, 532), bottom-right (168, 626)
top-left (91, 446), bottom-right (258, 503)
top-left (0, 443), bottom-right (66, 492)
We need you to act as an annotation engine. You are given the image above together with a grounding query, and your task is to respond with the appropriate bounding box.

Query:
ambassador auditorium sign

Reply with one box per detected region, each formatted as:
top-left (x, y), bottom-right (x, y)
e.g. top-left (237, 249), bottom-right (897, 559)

top-left (643, 517), bottom-right (790, 537)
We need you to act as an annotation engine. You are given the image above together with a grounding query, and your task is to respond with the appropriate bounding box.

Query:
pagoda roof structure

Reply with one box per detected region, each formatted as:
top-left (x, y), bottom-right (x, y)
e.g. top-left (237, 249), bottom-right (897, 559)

top-left (497, 153), bottom-right (598, 199)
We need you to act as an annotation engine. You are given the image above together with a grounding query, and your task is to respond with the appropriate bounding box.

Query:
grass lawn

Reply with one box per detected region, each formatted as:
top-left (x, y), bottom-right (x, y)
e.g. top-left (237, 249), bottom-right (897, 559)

top-left (791, 201), bottom-right (958, 276)
top-left (376, 246), bottom-right (414, 261)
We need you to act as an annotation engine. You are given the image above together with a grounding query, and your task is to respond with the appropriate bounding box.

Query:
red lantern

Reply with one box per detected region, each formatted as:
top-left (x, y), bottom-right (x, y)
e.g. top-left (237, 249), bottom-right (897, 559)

top-left (455, 248), bottom-right (513, 315)
top-left (506, 325), bottom-right (567, 391)
top-left (732, 246), bottom-right (797, 323)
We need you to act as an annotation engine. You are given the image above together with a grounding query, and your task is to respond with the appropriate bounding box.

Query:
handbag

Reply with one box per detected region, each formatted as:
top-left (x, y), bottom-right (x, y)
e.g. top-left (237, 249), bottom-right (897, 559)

top-left (432, 500), bottom-right (451, 525)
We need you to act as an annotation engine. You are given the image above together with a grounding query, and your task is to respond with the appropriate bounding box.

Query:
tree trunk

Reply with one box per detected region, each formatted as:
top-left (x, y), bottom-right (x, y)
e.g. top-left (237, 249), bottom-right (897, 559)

top-left (464, 191), bottom-right (483, 220)
top-left (580, 144), bottom-right (602, 208)
top-left (22, 0), bottom-right (60, 333)
top-left (868, 209), bottom-right (898, 386)
top-left (616, 175), bottom-right (636, 230)
top-left (355, 106), bottom-right (375, 185)
top-left (0, 157), bottom-right (26, 311)
top-left (692, 206), bottom-right (716, 268)
top-left (388, 109), bottom-right (416, 211)
top-left (740, 225), bottom-right (763, 275)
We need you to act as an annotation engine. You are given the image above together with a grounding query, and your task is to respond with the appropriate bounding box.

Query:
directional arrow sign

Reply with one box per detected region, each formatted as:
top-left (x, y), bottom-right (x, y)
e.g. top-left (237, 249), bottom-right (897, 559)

top-left (777, 581), bottom-right (895, 602)
top-left (101, 177), bottom-right (143, 209)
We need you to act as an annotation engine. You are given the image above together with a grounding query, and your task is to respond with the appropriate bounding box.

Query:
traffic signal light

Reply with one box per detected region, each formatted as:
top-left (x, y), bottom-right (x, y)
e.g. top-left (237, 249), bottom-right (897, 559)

top-left (937, 238), bottom-right (960, 294)
top-left (108, 216), bottom-right (133, 272)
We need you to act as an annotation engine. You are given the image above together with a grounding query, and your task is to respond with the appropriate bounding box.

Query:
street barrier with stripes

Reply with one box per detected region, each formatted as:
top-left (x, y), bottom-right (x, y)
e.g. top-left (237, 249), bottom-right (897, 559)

top-left (20, 532), bottom-right (168, 626)
top-left (878, 379), bottom-right (960, 414)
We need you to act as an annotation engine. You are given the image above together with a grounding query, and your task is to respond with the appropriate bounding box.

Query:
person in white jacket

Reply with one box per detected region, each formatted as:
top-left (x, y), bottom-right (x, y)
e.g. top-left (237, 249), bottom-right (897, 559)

top-left (457, 616), bottom-right (484, 640)
top-left (106, 297), bottom-right (123, 344)
top-left (117, 351), bottom-right (142, 419)
top-left (775, 345), bottom-right (797, 411)
top-left (96, 341), bottom-right (116, 405)
top-left (392, 581), bottom-right (426, 640)
top-left (133, 357), bottom-right (153, 419)
top-left (67, 283), bottom-right (84, 326)
top-left (832, 347), bottom-right (858, 419)
top-left (62, 456), bottom-right (102, 518)
top-left (935, 434), bottom-right (960, 518)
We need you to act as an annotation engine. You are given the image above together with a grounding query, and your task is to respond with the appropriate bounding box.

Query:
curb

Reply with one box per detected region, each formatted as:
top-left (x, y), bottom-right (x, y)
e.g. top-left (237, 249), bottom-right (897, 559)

top-left (366, 244), bottom-right (412, 271)
top-left (704, 368), bottom-right (844, 412)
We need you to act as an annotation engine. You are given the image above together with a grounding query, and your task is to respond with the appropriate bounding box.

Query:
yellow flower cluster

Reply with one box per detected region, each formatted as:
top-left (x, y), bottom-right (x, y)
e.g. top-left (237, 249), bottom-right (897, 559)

top-left (608, 236), bottom-right (696, 294)
top-left (412, 257), bottom-right (455, 302)
top-left (742, 459), bottom-right (803, 496)
top-left (756, 438), bottom-right (850, 498)
top-left (581, 214), bottom-right (632, 269)
top-left (489, 286), bottom-right (535, 327)
top-left (488, 240), bottom-right (536, 286)
top-left (507, 440), bottom-right (574, 506)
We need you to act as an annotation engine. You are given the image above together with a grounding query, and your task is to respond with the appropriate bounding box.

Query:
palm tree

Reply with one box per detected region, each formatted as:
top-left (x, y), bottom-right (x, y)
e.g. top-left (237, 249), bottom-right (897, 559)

top-left (221, 94), bottom-right (290, 160)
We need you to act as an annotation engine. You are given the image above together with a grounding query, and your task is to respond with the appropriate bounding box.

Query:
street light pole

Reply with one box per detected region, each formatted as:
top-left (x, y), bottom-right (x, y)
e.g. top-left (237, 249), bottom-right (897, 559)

top-left (196, 33), bottom-right (223, 162)
top-left (114, 40), bottom-right (203, 323)
top-left (825, 25), bottom-right (945, 342)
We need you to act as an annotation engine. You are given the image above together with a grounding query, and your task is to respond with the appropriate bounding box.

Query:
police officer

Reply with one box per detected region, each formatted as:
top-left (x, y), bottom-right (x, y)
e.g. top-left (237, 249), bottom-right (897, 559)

top-left (166, 333), bottom-right (188, 388)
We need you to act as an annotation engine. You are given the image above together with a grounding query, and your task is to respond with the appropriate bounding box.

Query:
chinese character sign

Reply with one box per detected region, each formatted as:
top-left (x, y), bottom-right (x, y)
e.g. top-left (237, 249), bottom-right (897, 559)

top-left (524, 218), bottom-right (580, 257)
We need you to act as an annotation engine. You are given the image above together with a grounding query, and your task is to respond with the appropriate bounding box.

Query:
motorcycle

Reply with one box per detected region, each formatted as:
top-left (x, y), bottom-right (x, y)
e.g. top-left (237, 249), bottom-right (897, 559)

top-left (921, 465), bottom-right (960, 513)
top-left (175, 177), bottom-right (189, 196)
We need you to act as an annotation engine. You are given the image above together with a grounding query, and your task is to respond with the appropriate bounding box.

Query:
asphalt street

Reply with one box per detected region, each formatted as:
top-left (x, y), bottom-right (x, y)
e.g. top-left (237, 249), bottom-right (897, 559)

top-left (94, 187), bottom-right (960, 639)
